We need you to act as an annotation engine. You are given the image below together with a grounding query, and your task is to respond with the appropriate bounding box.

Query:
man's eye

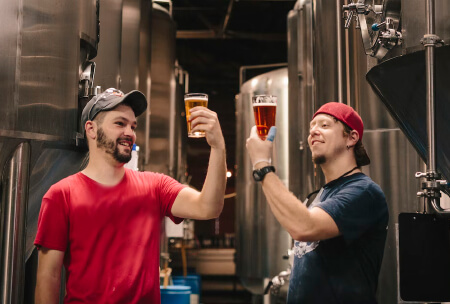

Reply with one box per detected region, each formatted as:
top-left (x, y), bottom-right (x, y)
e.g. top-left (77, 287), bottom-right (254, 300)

top-left (116, 122), bottom-right (124, 126)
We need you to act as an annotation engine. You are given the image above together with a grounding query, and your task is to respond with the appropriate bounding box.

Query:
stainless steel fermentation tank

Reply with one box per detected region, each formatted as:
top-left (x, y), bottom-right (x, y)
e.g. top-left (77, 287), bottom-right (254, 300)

top-left (0, 0), bottom-right (186, 303)
top-left (1, 1), bottom-right (99, 302)
top-left (235, 67), bottom-right (292, 297)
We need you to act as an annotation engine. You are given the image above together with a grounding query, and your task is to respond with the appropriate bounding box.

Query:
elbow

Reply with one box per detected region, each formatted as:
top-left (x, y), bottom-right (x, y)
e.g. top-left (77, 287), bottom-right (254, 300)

top-left (207, 199), bottom-right (224, 219)
top-left (212, 199), bottom-right (224, 218)
top-left (288, 224), bottom-right (318, 243)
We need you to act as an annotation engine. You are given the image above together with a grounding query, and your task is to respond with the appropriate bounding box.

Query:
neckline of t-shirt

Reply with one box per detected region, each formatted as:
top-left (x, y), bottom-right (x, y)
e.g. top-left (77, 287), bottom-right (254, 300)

top-left (77, 170), bottom-right (129, 189)
top-left (323, 172), bottom-right (365, 189)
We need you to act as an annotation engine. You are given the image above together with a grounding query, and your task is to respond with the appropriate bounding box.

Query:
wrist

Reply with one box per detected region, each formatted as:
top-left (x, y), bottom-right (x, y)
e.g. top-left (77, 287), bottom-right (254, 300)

top-left (253, 159), bottom-right (271, 170)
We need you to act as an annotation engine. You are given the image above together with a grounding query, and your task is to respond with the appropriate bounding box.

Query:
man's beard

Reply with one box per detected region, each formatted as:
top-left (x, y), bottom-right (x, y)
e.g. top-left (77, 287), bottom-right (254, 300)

top-left (97, 127), bottom-right (132, 163)
top-left (312, 155), bottom-right (326, 165)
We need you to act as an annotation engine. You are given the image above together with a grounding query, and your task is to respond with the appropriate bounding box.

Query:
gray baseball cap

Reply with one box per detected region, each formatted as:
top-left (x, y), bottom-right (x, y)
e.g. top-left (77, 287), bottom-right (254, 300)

top-left (81, 88), bottom-right (147, 133)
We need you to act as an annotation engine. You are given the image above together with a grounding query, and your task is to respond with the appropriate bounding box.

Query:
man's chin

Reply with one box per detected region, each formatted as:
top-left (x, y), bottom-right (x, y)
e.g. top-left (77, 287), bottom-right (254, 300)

top-left (312, 155), bottom-right (326, 165)
top-left (113, 152), bottom-right (132, 164)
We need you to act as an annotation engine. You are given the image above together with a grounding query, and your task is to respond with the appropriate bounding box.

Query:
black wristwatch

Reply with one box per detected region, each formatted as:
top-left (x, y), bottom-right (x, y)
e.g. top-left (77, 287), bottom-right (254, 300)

top-left (252, 166), bottom-right (276, 182)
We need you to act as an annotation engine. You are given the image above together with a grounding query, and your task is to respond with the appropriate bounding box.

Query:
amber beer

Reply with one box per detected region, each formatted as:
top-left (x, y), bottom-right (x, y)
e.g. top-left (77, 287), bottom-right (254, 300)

top-left (252, 95), bottom-right (277, 140)
top-left (185, 93), bottom-right (208, 138)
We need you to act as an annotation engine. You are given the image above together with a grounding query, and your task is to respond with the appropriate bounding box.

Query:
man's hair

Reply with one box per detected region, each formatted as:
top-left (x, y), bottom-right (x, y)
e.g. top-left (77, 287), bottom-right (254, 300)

top-left (335, 118), bottom-right (370, 167)
top-left (92, 110), bottom-right (107, 126)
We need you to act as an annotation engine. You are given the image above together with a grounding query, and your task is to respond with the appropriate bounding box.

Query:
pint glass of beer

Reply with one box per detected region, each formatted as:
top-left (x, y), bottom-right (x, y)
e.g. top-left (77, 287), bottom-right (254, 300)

top-left (184, 93), bottom-right (208, 138)
top-left (252, 95), bottom-right (277, 140)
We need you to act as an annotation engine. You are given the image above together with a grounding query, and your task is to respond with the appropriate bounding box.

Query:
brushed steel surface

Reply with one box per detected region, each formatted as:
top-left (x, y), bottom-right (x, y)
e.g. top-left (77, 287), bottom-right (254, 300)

top-left (235, 68), bottom-right (292, 295)
top-left (145, 3), bottom-right (179, 176)
top-left (401, 0), bottom-right (450, 53)
top-left (0, 0), bottom-right (80, 139)
top-left (0, 143), bottom-right (30, 304)
top-left (79, 0), bottom-right (99, 59)
top-left (94, 0), bottom-right (123, 90)
top-left (120, 0), bottom-right (141, 94)
top-left (137, 0), bottom-right (153, 167)
top-left (287, 4), bottom-right (315, 201)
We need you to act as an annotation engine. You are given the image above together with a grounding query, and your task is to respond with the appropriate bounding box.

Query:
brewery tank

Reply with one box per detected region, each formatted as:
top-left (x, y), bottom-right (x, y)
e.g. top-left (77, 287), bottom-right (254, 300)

top-left (0, 0), bottom-right (100, 302)
top-left (365, 0), bottom-right (450, 189)
top-left (146, 3), bottom-right (187, 180)
top-left (288, 1), bottom-right (424, 303)
top-left (235, 67), bottom-right (292, 296)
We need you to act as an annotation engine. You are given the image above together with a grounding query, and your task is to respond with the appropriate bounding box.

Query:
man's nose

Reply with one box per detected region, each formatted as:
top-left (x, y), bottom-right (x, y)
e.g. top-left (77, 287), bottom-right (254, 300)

top-left (124, 125), bottom-right (135, 137)
top-left (309, 125), bottom-right (318, 136)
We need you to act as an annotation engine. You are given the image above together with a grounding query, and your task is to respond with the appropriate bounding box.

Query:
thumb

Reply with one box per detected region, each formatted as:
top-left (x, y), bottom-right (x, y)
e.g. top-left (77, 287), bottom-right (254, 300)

top-left (267, 126), bottom-right (277, 142)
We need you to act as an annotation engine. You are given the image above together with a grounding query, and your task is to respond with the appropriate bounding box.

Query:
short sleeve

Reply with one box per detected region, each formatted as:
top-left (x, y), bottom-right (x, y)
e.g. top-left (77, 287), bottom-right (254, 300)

top-left (316, 181), bottom-right (387, 242)
top-left (157, 174), bottom-right (187, 224)
top-left (34, 183), bottom-right (70, 251)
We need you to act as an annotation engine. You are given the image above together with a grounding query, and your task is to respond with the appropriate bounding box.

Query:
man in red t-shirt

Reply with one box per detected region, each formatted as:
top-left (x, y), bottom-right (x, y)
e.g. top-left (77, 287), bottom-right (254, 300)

top-left (34, 88), bottom-right (227, 304)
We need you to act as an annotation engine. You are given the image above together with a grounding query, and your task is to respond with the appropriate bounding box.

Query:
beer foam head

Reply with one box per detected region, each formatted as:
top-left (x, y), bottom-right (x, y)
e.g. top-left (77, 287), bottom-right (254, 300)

top-left (185, 96), bottom-right (208, 101)
top-left (252, 103), bottom-right (276, 107)
top-left (252, 95), bottom-right (277, 105)
top-left (185, 93), bottom-right (208, 101)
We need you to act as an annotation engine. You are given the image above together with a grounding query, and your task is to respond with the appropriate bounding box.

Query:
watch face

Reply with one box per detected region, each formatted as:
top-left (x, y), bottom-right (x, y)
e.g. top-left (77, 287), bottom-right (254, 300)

top-left (252, 166), bottom-right (275, 182)
top-left (253, 171), bottom-right (261, 181)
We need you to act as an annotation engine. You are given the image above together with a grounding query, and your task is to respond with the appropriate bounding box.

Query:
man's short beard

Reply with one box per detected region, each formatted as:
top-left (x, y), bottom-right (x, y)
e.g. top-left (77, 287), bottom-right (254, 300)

top-left (97, 127), bottom-right (132, 163)
top-left (312, 155), bottom-right (326, 165)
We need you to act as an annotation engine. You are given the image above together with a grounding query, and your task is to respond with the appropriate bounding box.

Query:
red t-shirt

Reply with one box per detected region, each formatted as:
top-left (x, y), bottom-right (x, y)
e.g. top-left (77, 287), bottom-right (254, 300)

top-left (34, 169), bottom-right (186, 304)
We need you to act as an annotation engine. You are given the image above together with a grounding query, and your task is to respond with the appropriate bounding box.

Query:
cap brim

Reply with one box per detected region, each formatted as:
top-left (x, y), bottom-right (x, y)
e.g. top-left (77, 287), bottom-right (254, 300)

top-left (119, 90), bottom-right (148, 117)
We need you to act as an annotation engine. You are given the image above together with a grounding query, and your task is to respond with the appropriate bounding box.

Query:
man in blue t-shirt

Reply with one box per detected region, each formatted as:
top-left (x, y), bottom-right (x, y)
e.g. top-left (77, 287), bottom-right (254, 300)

top-left (246, 102), bottom-right (388, 303)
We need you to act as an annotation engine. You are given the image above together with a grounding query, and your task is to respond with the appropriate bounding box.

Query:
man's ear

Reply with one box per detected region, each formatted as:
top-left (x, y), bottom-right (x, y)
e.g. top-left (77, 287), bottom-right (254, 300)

top-left (85, 121), bottom-right (97, 140)
top-left (347, 129), bottom-right (359, 146)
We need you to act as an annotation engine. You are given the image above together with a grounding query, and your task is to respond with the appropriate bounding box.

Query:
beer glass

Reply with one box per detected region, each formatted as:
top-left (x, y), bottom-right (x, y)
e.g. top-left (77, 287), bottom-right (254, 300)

top-left (185, 93), bottom-right (208, 138)
top-left (252, 95), bottom-right (277, 140)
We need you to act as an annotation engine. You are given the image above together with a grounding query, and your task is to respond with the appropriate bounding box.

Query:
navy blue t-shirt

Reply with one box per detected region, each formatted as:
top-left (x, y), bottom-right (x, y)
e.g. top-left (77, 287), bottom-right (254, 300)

top-left (287, 173), bottom-right (389, 304)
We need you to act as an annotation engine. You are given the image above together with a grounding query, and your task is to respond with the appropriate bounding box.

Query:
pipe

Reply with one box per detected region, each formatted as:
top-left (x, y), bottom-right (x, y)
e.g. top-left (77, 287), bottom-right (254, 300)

top-left (0, 142), bottom-right (31, 304)
top-left (183, 71), bottom-right (189, 94)
top-left (336, 0), bottom-right (345, 103)
top-left (425, 0), bottom-right (436, 175)
top-left (423, 0), bottom-right (450, 215)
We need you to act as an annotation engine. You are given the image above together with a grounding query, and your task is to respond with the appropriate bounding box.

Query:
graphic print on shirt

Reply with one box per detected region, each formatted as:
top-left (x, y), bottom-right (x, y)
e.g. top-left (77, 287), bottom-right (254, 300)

top-left (293, 240), bottom-right (320, 258)
top-left (293, 188), bottom-right (323, 259)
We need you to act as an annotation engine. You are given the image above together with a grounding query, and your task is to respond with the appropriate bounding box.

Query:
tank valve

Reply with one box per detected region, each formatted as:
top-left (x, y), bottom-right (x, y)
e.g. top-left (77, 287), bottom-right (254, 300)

top-left (264, 269), bottom-right (291, 296)
top-left (79, 61), bottom-right (96, 98)
top-left (343, 2), bottom-right (400, 59)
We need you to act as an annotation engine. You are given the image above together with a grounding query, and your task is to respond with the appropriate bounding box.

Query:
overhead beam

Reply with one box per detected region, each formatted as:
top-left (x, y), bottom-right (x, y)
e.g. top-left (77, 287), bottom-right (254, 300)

top-left (176, 30), bottom-right (286, 41)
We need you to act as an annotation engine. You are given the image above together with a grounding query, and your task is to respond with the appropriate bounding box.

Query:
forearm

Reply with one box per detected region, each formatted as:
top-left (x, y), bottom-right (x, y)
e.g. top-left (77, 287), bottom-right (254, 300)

top-left (260, 172), bottom-right (315, 240)
top-left (35, 273), bottom-right (61, 304)
top-left (198, 147), bottom-right (227, 218)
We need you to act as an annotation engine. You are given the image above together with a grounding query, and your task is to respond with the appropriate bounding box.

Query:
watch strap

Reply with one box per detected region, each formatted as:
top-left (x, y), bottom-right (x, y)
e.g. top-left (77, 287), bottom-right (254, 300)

top-left (253, 166), bottom-right (276, 182)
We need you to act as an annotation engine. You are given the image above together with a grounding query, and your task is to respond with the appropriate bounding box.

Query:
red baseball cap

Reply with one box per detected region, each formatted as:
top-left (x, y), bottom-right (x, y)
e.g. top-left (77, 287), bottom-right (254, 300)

top-left (313, 102), bottom-right (364, 139)
top-left (313, 102), bottom-right (370, 166)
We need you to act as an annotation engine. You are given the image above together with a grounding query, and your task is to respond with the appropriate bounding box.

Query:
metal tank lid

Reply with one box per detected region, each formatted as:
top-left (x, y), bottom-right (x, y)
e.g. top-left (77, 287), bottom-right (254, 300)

top-left (241, 67), bottom-right (288, 95)
top-left (366, 45), bottom-right (450, 192)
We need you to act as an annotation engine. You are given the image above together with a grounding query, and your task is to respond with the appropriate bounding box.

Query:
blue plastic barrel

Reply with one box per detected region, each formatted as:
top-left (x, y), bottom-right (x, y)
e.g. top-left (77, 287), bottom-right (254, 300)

top-left (160, 285), bottom-right (191, 304)
top-left (172, 274), bottom-right (201, 304)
